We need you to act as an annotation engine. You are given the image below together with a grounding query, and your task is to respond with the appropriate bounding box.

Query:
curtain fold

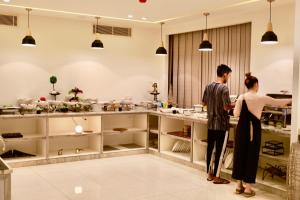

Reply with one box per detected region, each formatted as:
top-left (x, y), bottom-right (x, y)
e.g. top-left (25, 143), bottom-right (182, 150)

top-left (169, 23), bottom-right (251, 108)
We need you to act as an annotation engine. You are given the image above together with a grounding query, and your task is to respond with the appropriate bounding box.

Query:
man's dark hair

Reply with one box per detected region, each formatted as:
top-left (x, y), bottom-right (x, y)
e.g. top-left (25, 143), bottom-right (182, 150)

top-left (217, 64), bottom-right (232, 77)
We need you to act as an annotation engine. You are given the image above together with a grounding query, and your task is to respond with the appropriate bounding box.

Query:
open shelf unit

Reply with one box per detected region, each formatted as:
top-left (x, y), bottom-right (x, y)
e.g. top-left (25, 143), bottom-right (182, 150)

top-left (148, 114), bottom-right (160, 151)
top-left (160, 116), bottom-right (192, 161)
top-left (0, 111), bottom-right (290, 195)
top-left (101, 114), bottom-right (147, 153)
top-left (48, 116), bottom-right (101, 158)
top-left (0, 117), bottom-right (47, 162)
top-left (48, 135), bottom-right (100, 158)
top-left (259, 131), bottom-right (290, 167)
top-left (193, 122), bottom-right (207, 164)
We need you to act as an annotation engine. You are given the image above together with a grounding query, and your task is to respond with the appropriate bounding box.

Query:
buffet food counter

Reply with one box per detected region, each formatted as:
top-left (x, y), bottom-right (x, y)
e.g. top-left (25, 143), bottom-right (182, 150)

top-left (0, 110), bottom-right (292, 198)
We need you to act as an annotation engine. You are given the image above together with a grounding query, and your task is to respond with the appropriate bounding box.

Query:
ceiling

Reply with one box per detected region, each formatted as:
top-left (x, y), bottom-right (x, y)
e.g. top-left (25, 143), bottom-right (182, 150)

top-left (0, 0), bottom-right (294, 23)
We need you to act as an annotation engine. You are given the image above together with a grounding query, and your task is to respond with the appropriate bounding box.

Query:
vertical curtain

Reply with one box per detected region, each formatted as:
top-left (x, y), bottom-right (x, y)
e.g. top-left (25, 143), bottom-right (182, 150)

top-left (168, 23), bottom-right (251, 108)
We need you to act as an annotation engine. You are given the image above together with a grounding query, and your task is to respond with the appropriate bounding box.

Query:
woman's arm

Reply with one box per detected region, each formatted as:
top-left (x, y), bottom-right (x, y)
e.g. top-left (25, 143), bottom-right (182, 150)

top-left (233, 95), bottom-right (243, 117)
top-left (263, 96), bottom-right (291, 107)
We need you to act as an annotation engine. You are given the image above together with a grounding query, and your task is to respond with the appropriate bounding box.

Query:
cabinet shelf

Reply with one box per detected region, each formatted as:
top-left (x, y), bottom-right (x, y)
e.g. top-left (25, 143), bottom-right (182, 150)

top-left (149, 129), bottom-right (159, 135)
top-left (49, 149), bottom-right (99, 159)
top-left (102, 128), bottom-right (147, 135)
top-left (103, 144), bottom-right (146, 153)
top-left (161, 132), bottom-right (191, 142)
top-left (259, 153), bottom-right (289, 164)
top-left (48, 131), bottom-right (101, 138)
top-left (3, 134), bottom-right (45, 141)
top-left (149, 147), bottom-right (159, 152)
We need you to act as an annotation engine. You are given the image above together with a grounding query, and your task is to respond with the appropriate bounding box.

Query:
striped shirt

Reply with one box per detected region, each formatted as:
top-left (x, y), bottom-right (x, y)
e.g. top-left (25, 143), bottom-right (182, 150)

top-left (202, 82), bottom-right (231, 131)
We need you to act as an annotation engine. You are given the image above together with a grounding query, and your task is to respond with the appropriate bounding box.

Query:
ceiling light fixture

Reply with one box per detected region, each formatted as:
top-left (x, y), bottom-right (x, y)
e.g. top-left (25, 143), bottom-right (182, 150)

top-left (22, 8), bottom-right (36, 47)
top-left (91, 17), bottom-right (104, 49)
top-left (3, 0), bottom-right (10, 3)
top-left (141, 17), bottom-right (147, 20)
top-left (128, 14), bottom-right (133, 19)
top-left (261, 0), bottom-right (278, 44)
top-left (156, 22), bottom-right (167, 56)
top-left (199, 12), bottom-right (212, 52)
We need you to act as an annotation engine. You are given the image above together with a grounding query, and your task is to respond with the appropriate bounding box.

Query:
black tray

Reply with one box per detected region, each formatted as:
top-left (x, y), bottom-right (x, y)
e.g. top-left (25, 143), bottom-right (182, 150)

top-left (0, 149), bottom-right (35, 159)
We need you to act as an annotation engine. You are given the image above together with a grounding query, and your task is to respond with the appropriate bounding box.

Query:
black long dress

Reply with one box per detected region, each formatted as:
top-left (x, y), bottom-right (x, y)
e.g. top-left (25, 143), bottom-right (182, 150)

top-left (232, 100), bottom-right (261, 183)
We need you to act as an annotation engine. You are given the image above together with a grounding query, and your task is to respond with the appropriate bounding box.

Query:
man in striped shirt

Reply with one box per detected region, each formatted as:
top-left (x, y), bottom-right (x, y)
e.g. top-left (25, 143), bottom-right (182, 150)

top-left (203, 64), bottom-right (234, 184)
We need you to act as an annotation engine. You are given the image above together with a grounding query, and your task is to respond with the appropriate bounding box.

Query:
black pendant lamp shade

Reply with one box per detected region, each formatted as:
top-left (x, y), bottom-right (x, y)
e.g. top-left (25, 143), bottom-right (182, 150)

top-left (261, 0), bottom-right (278, 44)
top-left (156, 46), bottom-right (167, 55)
top-left (156, 22), bottom-right (167, 56)
top-left (22, 8), bottom-right (36, 47)
top-left (199, 13), bottom-right (212, 52)
top-left (92, 39), bottom-right (104, 49)
top-left (199, 33), bottom-right (212, 52)
top-left (22, 35), bottom-right (36, 46)
top-left (91, 17), bottom-right (104, 49)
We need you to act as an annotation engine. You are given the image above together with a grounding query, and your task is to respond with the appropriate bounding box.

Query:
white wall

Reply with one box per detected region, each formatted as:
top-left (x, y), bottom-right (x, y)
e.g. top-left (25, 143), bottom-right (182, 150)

top-left (164, 3), bottom-right (295, 95)
top-left (0, 15), bottom-right (165, 105)
top-left (0, 3), bottom-right (295, 105)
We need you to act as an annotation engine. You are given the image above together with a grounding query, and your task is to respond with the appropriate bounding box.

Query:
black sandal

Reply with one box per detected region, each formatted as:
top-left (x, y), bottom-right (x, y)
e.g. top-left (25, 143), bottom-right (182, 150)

top-left (243, 190), bottom-right (256, 197)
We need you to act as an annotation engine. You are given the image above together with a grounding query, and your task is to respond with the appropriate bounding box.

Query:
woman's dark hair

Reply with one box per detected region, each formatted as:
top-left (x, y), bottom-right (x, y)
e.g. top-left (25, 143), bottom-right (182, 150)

top-left (245, 72), bottom-right (258, 89)
top-left (217, 64), bottom-right (232, 77)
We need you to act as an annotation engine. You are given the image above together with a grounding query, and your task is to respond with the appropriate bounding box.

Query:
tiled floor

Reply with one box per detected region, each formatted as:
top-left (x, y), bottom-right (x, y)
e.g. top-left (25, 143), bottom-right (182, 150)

top-left (11, 154), bottom-right (284, 200)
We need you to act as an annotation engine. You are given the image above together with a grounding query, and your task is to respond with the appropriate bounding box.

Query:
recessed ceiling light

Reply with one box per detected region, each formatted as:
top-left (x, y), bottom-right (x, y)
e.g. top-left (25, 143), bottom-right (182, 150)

top-left (3, 0), bottom-right (10, 2)
top-left (128, 14), bottom-right (133, 19)
top-left (141, 17), bottom-right (147, 20)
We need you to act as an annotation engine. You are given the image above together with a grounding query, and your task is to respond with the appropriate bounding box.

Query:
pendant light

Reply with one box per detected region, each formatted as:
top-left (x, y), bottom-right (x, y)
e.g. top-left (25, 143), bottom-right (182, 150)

top-left (261, 0), bottom-right (278, 44)
top-left (199, 13), bottom-right (212, 52)
top-left (156, 22), bottom-right (167, 56)
top-left (91, 17), bottom-right (104, 49)
top-left (22, 8), bottom-right (36, 47)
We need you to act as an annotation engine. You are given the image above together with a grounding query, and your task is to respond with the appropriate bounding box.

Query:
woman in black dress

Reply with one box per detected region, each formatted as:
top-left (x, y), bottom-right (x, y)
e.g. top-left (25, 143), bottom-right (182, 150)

top-left (232, 73), bottom-right (291, 197)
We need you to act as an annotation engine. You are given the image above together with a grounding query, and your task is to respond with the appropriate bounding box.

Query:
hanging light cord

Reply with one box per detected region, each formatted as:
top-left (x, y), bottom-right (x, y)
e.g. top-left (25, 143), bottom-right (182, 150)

top-left (95, 17), bottom-right (100, 39)
top-left (205, 15), bottom-right (208, 33)
top-left (269, 1), bottom-right (272, 22)
top-left (27, 9), bottom-right (29, 29)
top-left (160, 22), bottom-right (164, 46)
top-left (96, 17), bottom-right (99, 31)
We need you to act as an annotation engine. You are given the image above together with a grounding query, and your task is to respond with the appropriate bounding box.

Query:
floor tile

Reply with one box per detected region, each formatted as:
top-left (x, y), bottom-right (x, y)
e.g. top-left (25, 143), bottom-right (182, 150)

top-left (10, 154), bottom-right (284, 200)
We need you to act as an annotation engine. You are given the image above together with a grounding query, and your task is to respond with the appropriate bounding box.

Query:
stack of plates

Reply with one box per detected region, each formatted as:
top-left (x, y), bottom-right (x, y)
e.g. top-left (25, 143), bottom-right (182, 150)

top-left (0, 106), bottom-right (20, 115)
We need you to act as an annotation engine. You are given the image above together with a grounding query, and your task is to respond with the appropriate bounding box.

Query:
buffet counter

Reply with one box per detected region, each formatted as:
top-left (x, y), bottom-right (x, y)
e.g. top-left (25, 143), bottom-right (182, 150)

top-left (0, 110), bottom-right (290, 136)
top-left (0, 109), bottom-right (291, 197)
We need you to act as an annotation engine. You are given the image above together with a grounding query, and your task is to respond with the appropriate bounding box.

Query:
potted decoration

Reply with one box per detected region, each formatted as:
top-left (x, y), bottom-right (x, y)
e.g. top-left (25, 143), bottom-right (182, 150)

top-left (69, 87), bottom-right (83, 102)
top-left (49, 76), bottom-right (61, 100)
top-left (67, 87), bottom-right (83, 112)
